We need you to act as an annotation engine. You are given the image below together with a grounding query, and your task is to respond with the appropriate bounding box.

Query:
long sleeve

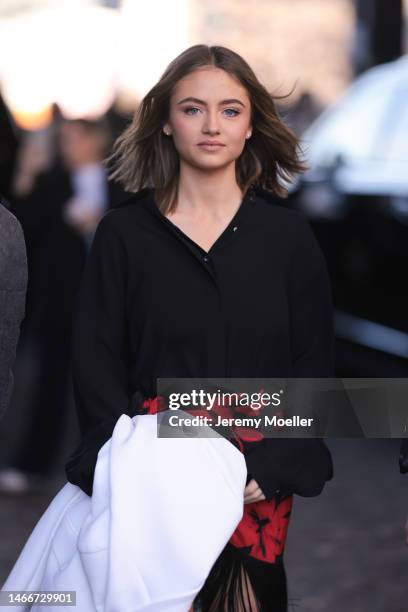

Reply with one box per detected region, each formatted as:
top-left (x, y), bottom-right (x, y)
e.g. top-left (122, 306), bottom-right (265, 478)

top-left (245, 214), bottom-right (334, 499)
top-left (65, 211), bottom-right (131, 496)
top-left (287, 215), bottom-right (335, 377)
top-left (0, 204), bottom-right (27, 420)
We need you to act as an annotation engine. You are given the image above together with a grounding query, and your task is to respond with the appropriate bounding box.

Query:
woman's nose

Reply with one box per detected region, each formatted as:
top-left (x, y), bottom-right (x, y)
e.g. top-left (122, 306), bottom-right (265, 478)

top-left (202, 110), bottom-right (221, 134)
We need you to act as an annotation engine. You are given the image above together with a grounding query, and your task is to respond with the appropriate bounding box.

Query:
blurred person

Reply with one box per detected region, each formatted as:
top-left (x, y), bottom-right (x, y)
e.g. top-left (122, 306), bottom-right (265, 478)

top-left (0, 118), bottom-right (124, 491)
top-left (59, 119), bottom-right (112, 242)
top-left (12, 129), bottom-right (57, 199)
top-left (2, 46), bottom-right (333, 611)
top-left (11, 104), bottom-right (64, 199)
top-left (0, 118), bottom-right (54, 493)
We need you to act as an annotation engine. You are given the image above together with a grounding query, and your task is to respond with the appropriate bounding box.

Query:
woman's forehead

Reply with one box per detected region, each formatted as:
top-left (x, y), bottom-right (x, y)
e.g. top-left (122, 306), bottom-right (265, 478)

top-left (171, 66), bottom-right (250, 103)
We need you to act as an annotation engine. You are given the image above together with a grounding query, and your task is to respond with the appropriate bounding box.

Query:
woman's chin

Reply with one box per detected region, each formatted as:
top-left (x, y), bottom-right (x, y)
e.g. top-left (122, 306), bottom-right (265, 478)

top-left (183, 154), bottom-right (235, 172)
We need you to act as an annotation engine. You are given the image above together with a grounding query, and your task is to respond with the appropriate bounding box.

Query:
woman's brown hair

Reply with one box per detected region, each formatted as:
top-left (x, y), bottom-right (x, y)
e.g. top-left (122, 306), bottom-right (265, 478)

top-left (106, 44), bottom-right (307, 214)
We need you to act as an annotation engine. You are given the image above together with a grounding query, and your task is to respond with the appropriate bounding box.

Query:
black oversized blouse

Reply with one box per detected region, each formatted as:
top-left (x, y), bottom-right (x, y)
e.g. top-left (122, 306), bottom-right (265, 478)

top-left (65, 186), bottom-right (335, 498)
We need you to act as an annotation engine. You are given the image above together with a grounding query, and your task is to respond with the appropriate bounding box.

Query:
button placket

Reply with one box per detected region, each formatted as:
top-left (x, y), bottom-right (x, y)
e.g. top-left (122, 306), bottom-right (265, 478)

top-left (148, 187), bottom-right (256, 284)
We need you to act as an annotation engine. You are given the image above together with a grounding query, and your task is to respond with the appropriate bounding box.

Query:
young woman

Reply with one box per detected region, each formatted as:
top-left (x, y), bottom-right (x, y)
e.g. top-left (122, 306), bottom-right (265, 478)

top-left (3, 45), bottom-right (334, 611)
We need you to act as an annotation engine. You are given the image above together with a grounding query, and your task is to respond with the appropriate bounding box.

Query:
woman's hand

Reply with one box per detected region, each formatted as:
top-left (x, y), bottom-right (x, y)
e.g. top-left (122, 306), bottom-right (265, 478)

top-left (244, 478), bottom-right (266, 504)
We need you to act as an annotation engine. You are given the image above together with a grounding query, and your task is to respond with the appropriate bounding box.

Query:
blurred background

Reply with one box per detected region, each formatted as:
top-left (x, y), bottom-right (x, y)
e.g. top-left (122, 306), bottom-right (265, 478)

top-left (0, 1), bottom-right (407, 610)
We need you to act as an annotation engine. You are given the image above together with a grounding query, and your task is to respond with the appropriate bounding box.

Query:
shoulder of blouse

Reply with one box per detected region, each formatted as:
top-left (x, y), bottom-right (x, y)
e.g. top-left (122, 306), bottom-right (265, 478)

top-left (254, 188), bottom-right (312, 239)
top-left (111, 187), bottom-right (154, 211)
top-left (253, 189), bottom-right (327, 280)
top-left (94, 188), bottom-right (154, 236)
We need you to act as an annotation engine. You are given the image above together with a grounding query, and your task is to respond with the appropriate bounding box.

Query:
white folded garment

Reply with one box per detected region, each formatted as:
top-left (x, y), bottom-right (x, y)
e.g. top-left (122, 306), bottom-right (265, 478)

top-left (2, 413), bottom-right (246, 611)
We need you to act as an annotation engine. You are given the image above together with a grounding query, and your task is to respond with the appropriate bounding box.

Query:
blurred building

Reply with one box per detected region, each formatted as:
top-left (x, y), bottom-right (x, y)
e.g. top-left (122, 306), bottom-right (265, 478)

top-left (2, 0), bottom-right (408, 130)
top-left (190, 0), bottom-right (354, 107)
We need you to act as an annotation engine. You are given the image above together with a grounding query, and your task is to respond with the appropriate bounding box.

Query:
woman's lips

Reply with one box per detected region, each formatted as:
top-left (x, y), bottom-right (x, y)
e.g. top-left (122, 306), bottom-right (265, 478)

top-left (197, 143), bottom-right (226, 151)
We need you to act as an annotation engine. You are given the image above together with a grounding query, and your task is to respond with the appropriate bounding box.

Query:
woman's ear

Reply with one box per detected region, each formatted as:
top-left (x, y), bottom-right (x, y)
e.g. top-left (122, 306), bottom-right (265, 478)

top-left (162, 123), bottom-right (172, 136)
top-left (246, 127), bottom-right (252, 139)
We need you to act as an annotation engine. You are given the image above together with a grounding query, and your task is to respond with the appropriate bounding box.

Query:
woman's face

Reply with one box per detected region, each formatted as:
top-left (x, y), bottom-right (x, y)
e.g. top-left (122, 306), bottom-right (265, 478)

top-left (163, 66), bottom-right (252, 172)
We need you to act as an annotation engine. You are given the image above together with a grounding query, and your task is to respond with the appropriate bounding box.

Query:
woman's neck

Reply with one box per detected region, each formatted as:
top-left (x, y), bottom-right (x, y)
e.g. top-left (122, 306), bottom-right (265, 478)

top-left (174, 162), bottom-right (244, 220)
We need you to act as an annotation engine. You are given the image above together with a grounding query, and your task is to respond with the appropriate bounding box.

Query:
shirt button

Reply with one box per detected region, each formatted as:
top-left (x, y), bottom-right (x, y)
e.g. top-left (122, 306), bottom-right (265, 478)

top-left (203, 256), bottom-right (209, 263)
top-left (232, 226), bottom-right (238, 232)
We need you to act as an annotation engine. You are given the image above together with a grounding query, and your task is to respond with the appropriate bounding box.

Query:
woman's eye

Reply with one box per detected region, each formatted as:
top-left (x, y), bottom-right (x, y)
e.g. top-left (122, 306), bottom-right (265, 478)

top-left (223, 108), bottom-right (240, 117)
top-left (183, 107), bottom-right (201, 115)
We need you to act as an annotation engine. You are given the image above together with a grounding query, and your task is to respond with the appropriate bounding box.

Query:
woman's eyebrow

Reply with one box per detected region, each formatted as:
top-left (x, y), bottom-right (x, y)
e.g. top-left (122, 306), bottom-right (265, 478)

top-left (176, 96), bottom-right (246, 107)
